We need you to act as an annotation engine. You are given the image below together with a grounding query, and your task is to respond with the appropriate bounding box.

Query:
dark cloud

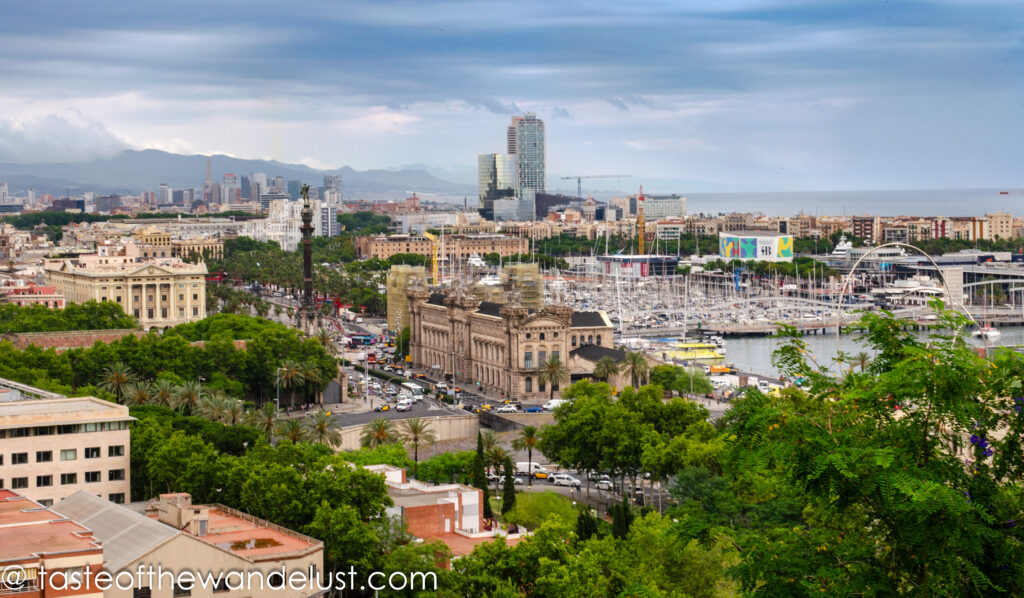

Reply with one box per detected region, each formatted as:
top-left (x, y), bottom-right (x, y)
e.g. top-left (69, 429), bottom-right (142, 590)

top-left (0, 115), bottom-right (129, 163)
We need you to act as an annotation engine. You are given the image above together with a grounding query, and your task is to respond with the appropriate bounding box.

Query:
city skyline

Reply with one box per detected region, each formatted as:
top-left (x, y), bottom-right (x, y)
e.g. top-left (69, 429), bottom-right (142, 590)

top-left (1, 1), bottom-right (1022, 192)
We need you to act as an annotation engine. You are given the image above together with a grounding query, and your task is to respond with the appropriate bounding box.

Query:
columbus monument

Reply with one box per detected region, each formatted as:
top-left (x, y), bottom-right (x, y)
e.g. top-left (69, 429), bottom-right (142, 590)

top-left (295, 184), bottom-right (322, 335)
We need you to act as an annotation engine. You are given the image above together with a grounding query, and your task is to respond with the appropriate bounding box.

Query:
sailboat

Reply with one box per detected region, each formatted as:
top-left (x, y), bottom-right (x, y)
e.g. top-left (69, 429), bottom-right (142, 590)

top-left (972, 287), bottom-right (1001, 339)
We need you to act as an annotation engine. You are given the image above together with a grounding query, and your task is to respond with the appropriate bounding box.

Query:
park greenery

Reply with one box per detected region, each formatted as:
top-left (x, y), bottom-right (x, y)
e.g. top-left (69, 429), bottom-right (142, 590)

top-left (0, 300), bottom-right (137, 333)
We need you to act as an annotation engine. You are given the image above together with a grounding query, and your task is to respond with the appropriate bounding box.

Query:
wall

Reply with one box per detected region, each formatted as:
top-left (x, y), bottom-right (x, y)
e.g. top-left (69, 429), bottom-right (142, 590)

top-left (335, 415), bottom-right (478, 451)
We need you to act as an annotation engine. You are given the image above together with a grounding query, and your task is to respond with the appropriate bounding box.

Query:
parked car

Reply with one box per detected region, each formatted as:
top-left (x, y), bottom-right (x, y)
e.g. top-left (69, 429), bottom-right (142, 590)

top-left (550, 474), bottom-right (581, 488)
top-left (496, 405), bottom-right (519, 413)
top-left (373, 404), bottom-right (391, 412)
top-left (523, 406), bottom-right (543, 413)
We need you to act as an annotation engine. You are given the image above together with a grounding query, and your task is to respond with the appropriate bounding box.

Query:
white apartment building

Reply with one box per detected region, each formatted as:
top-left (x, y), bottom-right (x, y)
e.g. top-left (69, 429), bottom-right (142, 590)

top-left (0, 379), bottom-right (132, 507)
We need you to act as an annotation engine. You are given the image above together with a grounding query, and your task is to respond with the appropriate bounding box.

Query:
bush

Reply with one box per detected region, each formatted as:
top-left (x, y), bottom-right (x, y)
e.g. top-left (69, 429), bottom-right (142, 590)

top-left (503, 491), bottom-right (578, 530)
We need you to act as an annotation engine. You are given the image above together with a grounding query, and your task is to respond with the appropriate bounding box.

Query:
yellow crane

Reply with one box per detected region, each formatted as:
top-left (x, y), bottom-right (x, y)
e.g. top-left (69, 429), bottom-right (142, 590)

top-left (422, 231), bottom-right (440, 284)
top-left (636, 186), bottom-right (646, 255)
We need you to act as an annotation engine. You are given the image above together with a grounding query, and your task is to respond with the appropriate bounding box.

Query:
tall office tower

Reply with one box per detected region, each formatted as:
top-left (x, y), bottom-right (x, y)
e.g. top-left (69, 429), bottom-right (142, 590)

top-left (203, 157), bottom-right (213, 203)
top-left (477, 153), bottom-right (516, 219)
top-left (157, 183), bottom-right (173, 205)
top-left (513, 113), bottom-right (545, 193)
top-left (250, 173), bottom-right (267, 206)
top-left (0, 181), bottom-right (7, 204)
top-left (272, 176), bottom-right (287, 194)
top-left (507, 118), bottom-right (520, 155)
top-left (287, 180), bottom-right (302, 200)
top-left (26, 189), bottom-right (35, 204)
top-left (324, 175), bottom-right (342, 203)
top-left (210, 182), bottom-right (222, 205)
top-left (222, 174), bottom-right (240, 204)
top-left (240, 174), bottom-right (251, 199)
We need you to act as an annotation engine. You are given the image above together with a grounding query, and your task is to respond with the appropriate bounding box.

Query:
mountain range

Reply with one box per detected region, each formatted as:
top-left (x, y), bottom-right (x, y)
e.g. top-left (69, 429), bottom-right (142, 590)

top-left (0, 150), bottom-right (476, 199)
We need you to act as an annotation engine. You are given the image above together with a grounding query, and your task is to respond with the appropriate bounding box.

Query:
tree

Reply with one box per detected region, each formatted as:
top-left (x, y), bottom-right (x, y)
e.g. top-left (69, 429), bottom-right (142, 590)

top-left (359, 418), bottom-right (397, 448)
top-left (277, 418), bottom-right (307, 443)
top-left (621, 351), bottom-right (650, 387)
top-left (575, 508), bottom-right (599, 542)
top-left (852, 350), bottom-right (872, 371)
top-left (609, 497), bottom-right (633, 539)
top-left (480, 429), bottom-right (498, 453)
top-left (512, 425), bottom-right (540, 487)
top-left (175, 380), bottom-right (202, 414)
top-left (488, 446), bottom-right (511, 493)
top-left (304, 409), bottom-right (342, 447)
top-left (592, 356), bottom-right (620, 384)
top-left (247, 402), bottom-right (278, 441)
top-left (314, 328), bottom-right (338, 355)
top-left (501, 456), bottom-right (517, 515)
top-left (538, 354), bottom-right (570, 399)
top-left (151, 379), bottom-right (178, 407)
top-left (223, 397), bottom-right (245, 426)
top-left (473, 432), bottom-right (493, 519)
top-left (275, 359), bottom-right (306, 408)
top-left (99, 361), bottom-right (133, 403)
top-left (400, 417), bottom-right (436, 463)
top-left (124, 381), bottom-right (153, 406)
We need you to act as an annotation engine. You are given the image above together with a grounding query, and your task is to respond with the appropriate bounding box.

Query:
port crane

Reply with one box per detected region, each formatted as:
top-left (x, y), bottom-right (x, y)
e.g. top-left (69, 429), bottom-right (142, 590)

top-left (560, 174), bottom-right (631, 199)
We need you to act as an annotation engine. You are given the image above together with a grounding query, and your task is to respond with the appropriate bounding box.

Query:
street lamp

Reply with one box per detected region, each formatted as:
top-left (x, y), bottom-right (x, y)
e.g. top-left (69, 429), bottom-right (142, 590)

top-left (275, 367), bottom-right (284, 411)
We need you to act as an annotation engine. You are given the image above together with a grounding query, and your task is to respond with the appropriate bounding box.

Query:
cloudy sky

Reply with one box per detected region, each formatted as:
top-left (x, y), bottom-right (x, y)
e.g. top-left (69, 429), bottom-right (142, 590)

top-left (1, 0), bottom-right (1022, 191)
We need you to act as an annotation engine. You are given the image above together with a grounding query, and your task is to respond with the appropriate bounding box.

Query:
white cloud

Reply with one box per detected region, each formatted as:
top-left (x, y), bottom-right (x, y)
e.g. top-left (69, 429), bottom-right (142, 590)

top-left (0, 114), bottom-right (129, 163)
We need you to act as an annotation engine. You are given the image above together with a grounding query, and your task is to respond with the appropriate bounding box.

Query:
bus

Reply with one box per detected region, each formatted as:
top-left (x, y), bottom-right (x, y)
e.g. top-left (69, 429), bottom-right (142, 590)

top-left (401, 382), bottom-right (425, 398)
top-left (347, 335), bottom-right (375, 347)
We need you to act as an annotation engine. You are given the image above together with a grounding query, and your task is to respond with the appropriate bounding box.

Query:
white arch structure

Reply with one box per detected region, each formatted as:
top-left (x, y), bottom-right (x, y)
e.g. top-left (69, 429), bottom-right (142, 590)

top-left (833, 242), bottom-right (979, 356)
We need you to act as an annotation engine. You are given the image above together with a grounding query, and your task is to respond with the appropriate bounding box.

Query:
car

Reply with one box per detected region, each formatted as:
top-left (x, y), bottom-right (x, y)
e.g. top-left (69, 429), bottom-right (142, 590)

top-left (496, 405), bottom-right (519, 413)
top-left (550, 474), bottom-right (581, 488)
top-left (396, 399), bottom-right (413, 412)
top-left (501, 476), bottom-right (523, 486)
top-left (589, 472), bottom-right (611, 481)
top-left (595, 480), bottom-right (614, 491)
top-left (543, 399), bottom-right (567, 410)
top-left (373, 404), bottom-right (391, 412)
top-left (523, 406), bottom-right (543, 413)
top-left (413, 373), bottom-right (427, 379)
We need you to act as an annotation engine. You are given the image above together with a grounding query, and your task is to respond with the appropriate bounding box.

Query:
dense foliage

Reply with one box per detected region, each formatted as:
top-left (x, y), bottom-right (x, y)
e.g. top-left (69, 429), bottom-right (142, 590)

top-left (0, 300), bottom-right (137, 333)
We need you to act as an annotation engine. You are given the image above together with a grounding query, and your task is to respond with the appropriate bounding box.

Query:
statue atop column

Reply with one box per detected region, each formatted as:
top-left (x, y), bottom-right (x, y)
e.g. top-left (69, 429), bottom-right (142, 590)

top-left (295, 184), bottom-right (322, 335)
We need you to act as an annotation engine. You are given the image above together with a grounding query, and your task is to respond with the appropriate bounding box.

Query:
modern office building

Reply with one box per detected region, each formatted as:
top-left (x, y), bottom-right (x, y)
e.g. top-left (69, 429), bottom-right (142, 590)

top-left (477, 153), bottom-right (516, 219)
top-left (0, 379), bottom-right (133, 506)
top-left (641, 194), bottom-right (687, 220)
top-left (511, 113), bottom-right (545, 193)
top-left (157, 183), bottom-right (173, 205)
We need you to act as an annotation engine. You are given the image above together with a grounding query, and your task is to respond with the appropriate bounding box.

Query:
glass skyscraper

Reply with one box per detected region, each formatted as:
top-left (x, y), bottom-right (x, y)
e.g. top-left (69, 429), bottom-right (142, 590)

top-left (512, 113), bottom-right (545, 193)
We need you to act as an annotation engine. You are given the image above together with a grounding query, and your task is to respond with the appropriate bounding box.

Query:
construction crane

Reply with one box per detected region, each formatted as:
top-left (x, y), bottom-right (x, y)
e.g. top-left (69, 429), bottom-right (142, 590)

top-left (636, 185), bottom-right (646, 255)
top-left (560, 174), bottom-right (631, 199)
top-left (422, 231), bottom-right (440, 284)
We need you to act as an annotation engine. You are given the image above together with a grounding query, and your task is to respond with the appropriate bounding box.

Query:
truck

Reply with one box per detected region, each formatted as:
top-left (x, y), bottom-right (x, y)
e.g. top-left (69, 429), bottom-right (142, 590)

top-left (515, 462), bottom-right (550, 479)
top-left (708, 365), bottom-right (732, 374)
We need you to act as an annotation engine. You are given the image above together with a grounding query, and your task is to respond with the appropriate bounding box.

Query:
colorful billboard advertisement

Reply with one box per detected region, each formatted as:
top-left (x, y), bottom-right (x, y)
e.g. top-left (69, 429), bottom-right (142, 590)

top-left (718, 233), bottom-right (793, 262)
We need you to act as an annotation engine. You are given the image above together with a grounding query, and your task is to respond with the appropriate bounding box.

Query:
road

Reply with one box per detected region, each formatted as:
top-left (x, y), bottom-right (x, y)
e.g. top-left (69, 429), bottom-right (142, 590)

top-left (334, 396), bottom-right (464, 427)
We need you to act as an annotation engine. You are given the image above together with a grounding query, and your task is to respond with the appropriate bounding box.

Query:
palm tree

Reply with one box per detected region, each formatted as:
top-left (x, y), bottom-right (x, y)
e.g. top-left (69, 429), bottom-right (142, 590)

top-left (512, 425), bottom-right (539, 487)
top-left (99, 362), bottom-right (133, 403)
top-left (248, 403), bottom-right (279, 441)
top-left (359, 418), bottom-right (397, 448)
top-left (622, 351), bottom-right (650, 388)
top-left (400, 417), bottom-right (437, 462)
top-left (275, 359), bottom-right (306, 408)
top-left (123, 381), bottom-right (153, 406)
top-left (223, 397), bottom-right (245, 426)
top-left (593, 356), bottom-right (620, 384)
top-left (304, 410), bottom-right (342, 447)
top-left (151, 380), bottom-right (177, 407)
top-left (196, 393), bottom-right (227, 422)
top-left (487, 446), bottom-right (510, 493)
top-left (853, 351), bottom-right (872, 372)
top-left (480, 430), bottom-right (498, 453)
top-left (314, 328), bottom-right (338, 355)
top-left (538, 354), bottom-right (570, 400)
top-left (277, 418), bottom-right (307, 444)
top-left (299, 363), bottom-right (320, 407)
top-left (174, 380), bottom-right (202, 414)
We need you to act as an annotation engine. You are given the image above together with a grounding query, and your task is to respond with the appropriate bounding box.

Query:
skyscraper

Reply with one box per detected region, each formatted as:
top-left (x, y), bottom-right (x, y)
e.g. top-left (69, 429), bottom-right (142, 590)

top-left (222, 174), bottom-right (239, 204)
top-left (157, 183), bottom-right (172, 205)
top-left (287, 180), bottom-right (303, 201)
top-left (323, 174), bottom-right (342, 204)
top-left (513, 113), bottom-right (545, 193)
top-left (477, 153), bottom-right (516, 219)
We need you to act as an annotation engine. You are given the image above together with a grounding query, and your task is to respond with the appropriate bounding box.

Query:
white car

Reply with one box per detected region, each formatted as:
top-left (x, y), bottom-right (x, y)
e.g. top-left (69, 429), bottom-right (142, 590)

top-left (543, 399), bottom-right (567, 410)
top-left (395, 399), bottom-right (413, 412)
top-left (496, 405), bottom-right (519, 413)
top-left (551, 474), bottom-right (581, 488)
top-left (596, 480), bottom-right (614, 491)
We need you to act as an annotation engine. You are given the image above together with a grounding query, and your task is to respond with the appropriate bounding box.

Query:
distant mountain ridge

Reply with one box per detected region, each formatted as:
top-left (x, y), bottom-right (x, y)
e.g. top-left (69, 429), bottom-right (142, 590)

top-left (0, 149), bottom-right (475, 198)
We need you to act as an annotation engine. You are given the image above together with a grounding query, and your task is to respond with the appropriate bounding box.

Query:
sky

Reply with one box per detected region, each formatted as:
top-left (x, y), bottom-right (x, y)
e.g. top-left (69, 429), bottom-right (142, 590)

top-left (1, 0), bottom-right (1022, 192)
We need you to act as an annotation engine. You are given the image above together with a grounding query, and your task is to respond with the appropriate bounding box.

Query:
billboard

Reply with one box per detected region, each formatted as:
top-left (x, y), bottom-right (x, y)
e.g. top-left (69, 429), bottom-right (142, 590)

top-left (718, 233), bottom-right (793, 262)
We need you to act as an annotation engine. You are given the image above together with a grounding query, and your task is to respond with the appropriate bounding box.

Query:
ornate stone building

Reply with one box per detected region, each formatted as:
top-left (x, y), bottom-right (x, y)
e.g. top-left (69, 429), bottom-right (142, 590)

top-left (407, 285), bottom-right (615, 400)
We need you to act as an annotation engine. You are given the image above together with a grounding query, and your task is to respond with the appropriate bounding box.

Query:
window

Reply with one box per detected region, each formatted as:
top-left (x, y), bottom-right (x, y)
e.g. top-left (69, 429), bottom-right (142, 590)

top-left (37, 475), bottom-right (53, 487)
top-left (12, 452), bottom-right (28, 465)
top-left (539, 332), bottom-right (545, 340)
top-left (553, 332), bottom-right (559, 338)
top-left (525, 333), bottom-right (531, 339)
top-left (539, 380), bottom-right (546, 392)
top-left (108, 445), bottom-right (124, 457)
top-left (116, 296), bottom-right (121, 303)
top-left (58, 425), bottom-right (77, 434)
top-left (108, 469), bottom-right (125, 481)
top-left (11, 477), bottom-right (28, 489)
top-left (571, 336), bottom-right (577, 347)
top-left (11, 428), bottom-right (29, 438)
top-left (525, 377), bottom-right (533, 393)
top-left (173, 583), bottom-right (192, 598)
top-left (61, 473), bottom-right (78, 485)
top-left (213, 579), bottom-right (230, 593)
top-left (596, 335), bottom-right (602, 345)
top-left (36, 451), bottom-right (52, 463)
top-left (553, 351), bottom-right (559, 361)
top-left (524, 351), bottom-right (533, 369)
top-left (148, 309), bottom-right (154, 318)
top-left (39, 499), bottom-right (53, 507)
top-left (193, 293), bottom-right (198, 300)
top-left (85, 447), bottom-right (100, 459)
top-left (108, 493), bottom-right (125, 504)
top-left (161, 294), bottom-right (167, 301)
top-left (178, 294), bottom-right (184, 301)
top-left (538, 351), bottom-right (546, 363)
top-left (193, 307), bottom-right (199, 316)
top-left (588, 335), bottom-right (594, 344)
top-left (33, 427), bottom-right (54, 436)
top-left (133, 587), bottom-right (152, 598)
top-left (60, 449), bottom-right (77, 461)
top-left (85, 471), bottom-right (101, 483)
